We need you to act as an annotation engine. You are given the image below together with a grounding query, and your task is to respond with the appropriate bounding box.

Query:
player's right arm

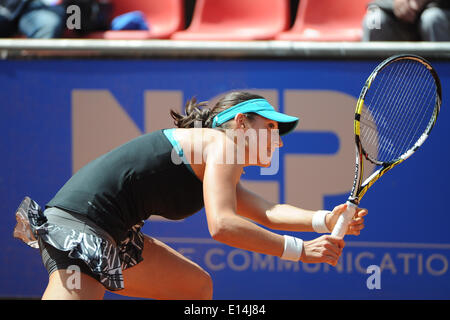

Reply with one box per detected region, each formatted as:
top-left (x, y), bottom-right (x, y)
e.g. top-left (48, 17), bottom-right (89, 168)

top-left (202, 135), bottom-right (344, 265)
top-left (236, 183), bottom-right (367, 236)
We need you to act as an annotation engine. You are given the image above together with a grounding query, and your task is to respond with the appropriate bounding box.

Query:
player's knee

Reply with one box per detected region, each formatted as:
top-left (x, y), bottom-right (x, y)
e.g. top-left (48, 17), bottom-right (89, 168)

top-left (194, 271), bottom-right (213, 300)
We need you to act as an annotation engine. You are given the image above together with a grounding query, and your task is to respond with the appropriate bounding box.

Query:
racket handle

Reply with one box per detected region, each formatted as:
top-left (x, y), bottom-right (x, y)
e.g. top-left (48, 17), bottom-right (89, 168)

top-left (331, 201), bottom-right (357, 239)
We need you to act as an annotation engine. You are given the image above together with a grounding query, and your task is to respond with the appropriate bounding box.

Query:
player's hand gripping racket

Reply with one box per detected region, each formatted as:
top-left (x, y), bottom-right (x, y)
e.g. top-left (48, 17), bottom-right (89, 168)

top-left (332, 54), bottom-right (442, 238)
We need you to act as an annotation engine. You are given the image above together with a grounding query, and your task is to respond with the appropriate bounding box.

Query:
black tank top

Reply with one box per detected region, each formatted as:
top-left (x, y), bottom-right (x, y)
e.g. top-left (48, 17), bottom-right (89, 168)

top-left (46, 130), bottom-right (204, 243)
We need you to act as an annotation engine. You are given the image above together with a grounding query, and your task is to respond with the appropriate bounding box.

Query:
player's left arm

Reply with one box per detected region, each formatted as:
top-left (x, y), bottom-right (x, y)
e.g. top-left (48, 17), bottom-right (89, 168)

top-left (236, 182), bottom-right (367, 235)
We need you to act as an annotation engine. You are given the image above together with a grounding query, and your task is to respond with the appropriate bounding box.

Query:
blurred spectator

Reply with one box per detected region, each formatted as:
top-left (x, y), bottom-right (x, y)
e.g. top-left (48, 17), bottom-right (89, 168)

top-left (0, 0), bottom-right (65, 38)
top-left (362, 0), bottom-right (450, 41)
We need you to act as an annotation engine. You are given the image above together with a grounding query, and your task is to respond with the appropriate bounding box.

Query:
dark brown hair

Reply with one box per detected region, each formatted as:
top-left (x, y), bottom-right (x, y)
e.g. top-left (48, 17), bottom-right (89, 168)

top-left (170, 91), bottom-right (264, 129)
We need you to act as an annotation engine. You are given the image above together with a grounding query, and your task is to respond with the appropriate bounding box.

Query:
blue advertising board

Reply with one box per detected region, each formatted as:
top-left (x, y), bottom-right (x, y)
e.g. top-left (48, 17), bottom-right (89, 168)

top-left (0, 58), bottom-right (449, 299)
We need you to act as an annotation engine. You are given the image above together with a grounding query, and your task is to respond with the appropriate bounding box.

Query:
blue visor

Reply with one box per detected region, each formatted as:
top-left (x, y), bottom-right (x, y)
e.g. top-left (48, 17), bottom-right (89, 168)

top-left (211, 99), bottom-right (299, 136)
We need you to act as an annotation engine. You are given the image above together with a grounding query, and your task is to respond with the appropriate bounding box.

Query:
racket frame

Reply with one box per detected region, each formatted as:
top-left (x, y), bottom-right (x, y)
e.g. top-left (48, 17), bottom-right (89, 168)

top-left (350, 54), bottom-right (442, 205)
top-left (331, 54), bottom-right (441, 238)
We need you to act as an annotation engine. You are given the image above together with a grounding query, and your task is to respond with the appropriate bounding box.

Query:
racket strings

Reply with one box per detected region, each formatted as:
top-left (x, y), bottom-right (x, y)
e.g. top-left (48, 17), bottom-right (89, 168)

top-left (373, 63), bottom-right (433, 161)
top-left (365, 60), bottom-right (410, 152)
top-left (371, 61), bottom-right (418, 157)
top-left (362, 59), bottom-right (408, 153)
top-left (402, 71), bottom-right (436, 150)
top-left (359, 62), bottom-right (391, 147)
top-left (360, 59), bottom-right (408, 160)
top-left (360, 59), bottom-right (437, 163)
top-left (380, 61), bottom-right (427, 156)
top-left (364, 67), bottom-right (424, 161)
top-left (389, 63), bottom-right (434, 154)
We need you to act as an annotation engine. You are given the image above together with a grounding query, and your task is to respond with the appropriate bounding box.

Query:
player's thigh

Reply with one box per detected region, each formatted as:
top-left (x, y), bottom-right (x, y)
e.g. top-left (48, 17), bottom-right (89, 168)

top-left (116, 235), bottom-right (213, 300)
top-left (39, 236), bottom-right (105, 300)
top-left (42, 269), bottom-right (105, 300)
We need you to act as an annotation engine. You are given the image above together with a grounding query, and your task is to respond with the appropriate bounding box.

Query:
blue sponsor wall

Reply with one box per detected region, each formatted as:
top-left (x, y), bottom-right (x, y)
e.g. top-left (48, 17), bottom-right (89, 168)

top-left (0, 58), bottom-right (449, 299)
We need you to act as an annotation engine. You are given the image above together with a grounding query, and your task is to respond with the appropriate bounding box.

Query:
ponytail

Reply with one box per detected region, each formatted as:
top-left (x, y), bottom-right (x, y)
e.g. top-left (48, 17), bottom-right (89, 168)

top-left (170, 97), bottom-right (213, 128)
top-left (170, 91), bottom-right (264, 129)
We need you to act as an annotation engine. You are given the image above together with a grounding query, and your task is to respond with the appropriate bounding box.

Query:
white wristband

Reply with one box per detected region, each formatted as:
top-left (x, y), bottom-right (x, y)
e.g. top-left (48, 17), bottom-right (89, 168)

top-left (312, 210), bottom-right (331, 233)
top-left (281, 235), bottom-right (303, 261)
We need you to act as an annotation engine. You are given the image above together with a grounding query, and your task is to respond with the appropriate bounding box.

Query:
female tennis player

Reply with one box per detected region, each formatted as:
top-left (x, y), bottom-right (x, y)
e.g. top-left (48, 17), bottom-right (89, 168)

top-left (14, 91), bottom-right (367, 300)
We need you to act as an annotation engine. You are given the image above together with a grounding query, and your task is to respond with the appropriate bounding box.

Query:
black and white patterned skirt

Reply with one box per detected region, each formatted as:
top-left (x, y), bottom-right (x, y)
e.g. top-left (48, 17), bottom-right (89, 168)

top-left (13, 196), bottom-right (145, 291)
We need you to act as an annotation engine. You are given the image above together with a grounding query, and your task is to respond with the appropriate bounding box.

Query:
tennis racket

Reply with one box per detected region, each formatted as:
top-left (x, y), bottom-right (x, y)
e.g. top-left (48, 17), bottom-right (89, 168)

top-left (332, 54), bottom-right (442, 238)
